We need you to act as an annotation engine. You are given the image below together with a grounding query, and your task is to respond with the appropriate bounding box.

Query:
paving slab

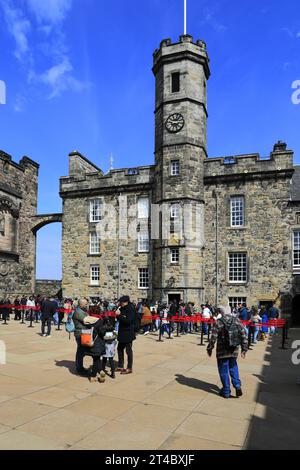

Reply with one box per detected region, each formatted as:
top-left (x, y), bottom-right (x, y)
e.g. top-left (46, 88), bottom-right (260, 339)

top-left (0, 322), bottom-right (299, 450)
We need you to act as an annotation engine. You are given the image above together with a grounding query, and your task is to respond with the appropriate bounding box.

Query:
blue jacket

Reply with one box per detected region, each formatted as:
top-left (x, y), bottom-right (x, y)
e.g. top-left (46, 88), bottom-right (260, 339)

top-left (239, 307), bottom-right (249, 321)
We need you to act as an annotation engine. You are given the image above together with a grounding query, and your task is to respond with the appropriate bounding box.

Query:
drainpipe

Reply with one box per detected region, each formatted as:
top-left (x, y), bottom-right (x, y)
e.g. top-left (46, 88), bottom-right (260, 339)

top-left (212, 190), bottom-right (218, 306)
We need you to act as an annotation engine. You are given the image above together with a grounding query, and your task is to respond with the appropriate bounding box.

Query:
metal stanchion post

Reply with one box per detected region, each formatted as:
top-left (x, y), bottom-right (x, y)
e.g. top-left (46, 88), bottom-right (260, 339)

top-left (176, 316), bottom-right (180, 337)
top-left (158, 317), bottom-right (163, 342)
top-left (200, 320), bottom-right (204, 346)
top-left (281, 324), bottom-right (287, 349)
top-left (28, 310), bottom-right (34, 328)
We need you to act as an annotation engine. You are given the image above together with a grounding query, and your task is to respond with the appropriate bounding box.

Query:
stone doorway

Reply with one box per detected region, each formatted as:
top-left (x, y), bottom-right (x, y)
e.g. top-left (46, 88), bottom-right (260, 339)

top-left (292, 295), bottom-right (300, 326)
top-left (168, 293), bottom-right (181, 306)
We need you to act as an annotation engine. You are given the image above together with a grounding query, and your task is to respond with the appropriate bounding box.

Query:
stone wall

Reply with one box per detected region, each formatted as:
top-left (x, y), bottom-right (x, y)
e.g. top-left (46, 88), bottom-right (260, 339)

top-left (35, 280), bottom-right (62, 299)
top-left (60, 153), bottom-right (153, 300)
top-left (0, 151), bottom-right (39, 298)
top-left (203, 143), bottom-right (297, 314)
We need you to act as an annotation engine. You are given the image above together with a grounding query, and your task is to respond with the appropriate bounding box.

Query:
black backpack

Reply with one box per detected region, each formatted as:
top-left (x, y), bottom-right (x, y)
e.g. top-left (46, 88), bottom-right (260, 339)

top-left (220, 317), bottom-right (241, 350)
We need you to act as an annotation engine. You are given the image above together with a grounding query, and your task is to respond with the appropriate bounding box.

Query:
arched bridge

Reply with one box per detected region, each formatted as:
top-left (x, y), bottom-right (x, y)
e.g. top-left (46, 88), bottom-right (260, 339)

top-left (31, 213), bottom-right (63, 234)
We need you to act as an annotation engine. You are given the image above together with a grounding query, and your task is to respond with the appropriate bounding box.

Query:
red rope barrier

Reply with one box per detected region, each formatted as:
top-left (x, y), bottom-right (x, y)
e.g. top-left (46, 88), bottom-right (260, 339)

top-left (0, 305), bottom-right (286, 328)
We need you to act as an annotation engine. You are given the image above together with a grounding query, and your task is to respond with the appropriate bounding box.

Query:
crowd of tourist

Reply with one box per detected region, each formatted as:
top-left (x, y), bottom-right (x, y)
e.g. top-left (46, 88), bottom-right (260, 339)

top-left (0, 294), bottom-right (286, 395)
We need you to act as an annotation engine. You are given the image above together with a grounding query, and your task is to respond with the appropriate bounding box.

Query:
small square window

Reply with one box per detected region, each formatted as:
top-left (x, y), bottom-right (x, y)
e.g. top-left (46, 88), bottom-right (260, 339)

top-left (171, 248), bottom-right (179, 264)
top-left (171, 72), bottom-right (180, 93)
top-left (138, 268), bottom-right (149, 289)
top-left (90, 265), bottom-right (100, 285)
top-left (171, 161), bottom-right (180, 176)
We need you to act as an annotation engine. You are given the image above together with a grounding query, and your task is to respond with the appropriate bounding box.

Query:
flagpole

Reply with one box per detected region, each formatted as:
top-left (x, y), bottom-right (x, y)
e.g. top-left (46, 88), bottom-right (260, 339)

top-left (184, 0), bottom-right (187, 35)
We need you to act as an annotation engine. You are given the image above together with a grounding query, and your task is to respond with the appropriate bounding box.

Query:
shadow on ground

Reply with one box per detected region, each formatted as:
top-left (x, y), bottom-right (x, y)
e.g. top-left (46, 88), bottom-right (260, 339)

top-left (175, 374), bottom-right (220, 395)
top-left (244, 329), bottom-right (300, 450)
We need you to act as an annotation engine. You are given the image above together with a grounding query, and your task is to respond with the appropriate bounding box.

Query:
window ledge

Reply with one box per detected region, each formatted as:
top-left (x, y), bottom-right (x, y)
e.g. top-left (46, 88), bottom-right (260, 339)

top-left (228, 226), bottom-right (248, 230)
top-left (89, 284), bottom-right (100, 287)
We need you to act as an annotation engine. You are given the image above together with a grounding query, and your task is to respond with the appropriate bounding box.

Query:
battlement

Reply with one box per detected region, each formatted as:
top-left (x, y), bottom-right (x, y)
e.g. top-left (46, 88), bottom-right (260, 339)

top-left (153, 35), bottom-right (210, 78)
top-left (60, 164), bottom-right (155, 198)
top-left (204, 142), bottom-right (294, 181)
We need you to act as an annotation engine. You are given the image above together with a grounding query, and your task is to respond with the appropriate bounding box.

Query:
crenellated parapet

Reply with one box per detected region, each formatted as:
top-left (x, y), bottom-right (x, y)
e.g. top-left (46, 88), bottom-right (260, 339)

top-left (204, 141), bottom-right (294, 183)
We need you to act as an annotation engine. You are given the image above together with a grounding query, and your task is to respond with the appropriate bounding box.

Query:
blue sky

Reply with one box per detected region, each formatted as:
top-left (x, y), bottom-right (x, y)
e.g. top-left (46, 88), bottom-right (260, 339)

top-left (0, 0), bottom-right (299, 280)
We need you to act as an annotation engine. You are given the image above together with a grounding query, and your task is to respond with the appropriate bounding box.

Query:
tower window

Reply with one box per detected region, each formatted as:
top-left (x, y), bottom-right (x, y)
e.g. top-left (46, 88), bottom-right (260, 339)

top-left (171, 72), bottom-right (180, 93)
top-left (171, 248), bottom-right (179, 264)
top-left (90, 199), bottom-right (102, 223)
top-left (138, 268), bottom-right (149, 289)
top-left (228, 253), bottom-right (247, 283)
top-left (230, 196), bottom-right (245, 227)
top-left (171, 160), bottom-right (180, 176)
top-left (293, 231), bottom-right (300, 268)
top-left (90, 232), bottom-right (100, 255)
top-left (90, 265), bottom-right (100, 286)
top-left (138, 230), bottom-right (149, 252)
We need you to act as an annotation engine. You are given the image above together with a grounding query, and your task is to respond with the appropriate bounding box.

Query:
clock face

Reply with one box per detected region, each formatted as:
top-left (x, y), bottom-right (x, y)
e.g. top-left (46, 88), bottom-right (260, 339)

top-left (165, 113), bottom-right (185, 133)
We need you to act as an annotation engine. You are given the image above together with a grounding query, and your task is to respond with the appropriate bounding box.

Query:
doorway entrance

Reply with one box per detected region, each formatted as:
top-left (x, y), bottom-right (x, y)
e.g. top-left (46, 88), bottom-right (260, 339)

top-left (292, 295), bottom-right (300, 326)
top-left (258, 301), bottom-right (273, 314)
top-left (168, 294), bottom-right (181, 306)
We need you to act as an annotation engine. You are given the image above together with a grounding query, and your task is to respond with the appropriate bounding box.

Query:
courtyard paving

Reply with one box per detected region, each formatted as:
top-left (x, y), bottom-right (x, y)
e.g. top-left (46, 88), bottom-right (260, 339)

top-left (0, 321), bottom-right (299, 450)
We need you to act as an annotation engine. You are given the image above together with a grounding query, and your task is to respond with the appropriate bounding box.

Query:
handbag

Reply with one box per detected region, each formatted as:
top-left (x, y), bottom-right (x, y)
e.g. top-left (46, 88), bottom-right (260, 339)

top-left (81, 328), bottom-right (98, 347)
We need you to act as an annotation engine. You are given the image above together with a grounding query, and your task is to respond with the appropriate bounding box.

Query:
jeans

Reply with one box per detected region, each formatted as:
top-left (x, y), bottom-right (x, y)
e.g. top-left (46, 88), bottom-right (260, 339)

top-left (41, 317), bottom-right (51, 336)
top-left (118, 342), bottom-right (133, 370)
top-left (76, 337), bottom-right (85, 371)
top-left (253, 326), bottom-right (260, 343)
top-left (202, 322), bottom-right (208, 335)
top-left (217, 357), bottom-right (241, 397)
top-left (161, 323), bottom-right (171, 336)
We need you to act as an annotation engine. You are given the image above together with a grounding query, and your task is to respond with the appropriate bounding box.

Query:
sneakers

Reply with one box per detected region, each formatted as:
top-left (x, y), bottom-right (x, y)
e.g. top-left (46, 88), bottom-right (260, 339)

top-left (236, 388), bottom-right (243, 398)
top-left (42, 334), bottom-right (47, 337)
top-left (121, 369), bottom-right (133, 375)
top-left (97, 371), bottom-right (106, 383)
top-left (46, 335), bottom-right (51, 338)
top-left (144, 331), bottom-right (150, 335)
top-left (219, 391), bottom-right (229, 399)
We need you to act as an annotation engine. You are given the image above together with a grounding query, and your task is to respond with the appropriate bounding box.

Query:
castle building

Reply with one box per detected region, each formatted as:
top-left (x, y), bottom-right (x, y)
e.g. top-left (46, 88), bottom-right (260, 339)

top-left (59, 35), bottom-right (300, 324)
top-left (1, 34), bottom-right (300, 324)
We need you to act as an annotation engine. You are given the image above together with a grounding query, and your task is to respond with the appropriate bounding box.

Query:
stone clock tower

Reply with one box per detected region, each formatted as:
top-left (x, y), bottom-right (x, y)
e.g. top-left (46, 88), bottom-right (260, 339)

top-left (152, 34), bottom-right (210, 304)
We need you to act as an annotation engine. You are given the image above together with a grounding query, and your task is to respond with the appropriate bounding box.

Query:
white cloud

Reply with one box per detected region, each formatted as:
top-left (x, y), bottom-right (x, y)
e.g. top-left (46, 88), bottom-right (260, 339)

top-left (31, 56), bottom-right (89, 98)
top-left (26, 0), bottom-right (72, 25)
top-left (0, 0), bottom-right (31, 60)
top-left (0, 0), bottom-right (87, 103)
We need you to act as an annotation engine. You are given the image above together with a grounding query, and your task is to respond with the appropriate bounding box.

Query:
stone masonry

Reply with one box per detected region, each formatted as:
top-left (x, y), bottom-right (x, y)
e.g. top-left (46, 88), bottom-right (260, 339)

top-left (0, 150), bottom-right (62, 299)
top-left (2, 34), bottom-right (300, 324)
top-left (59, 35), bottom-right (300, 325)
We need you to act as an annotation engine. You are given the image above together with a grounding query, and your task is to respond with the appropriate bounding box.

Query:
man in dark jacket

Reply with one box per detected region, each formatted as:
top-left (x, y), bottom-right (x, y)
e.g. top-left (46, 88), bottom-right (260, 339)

top-left (207, 307), bottom-right (248, 399)
top-left (40, 297), bottom-right (57, 337)
top-left (116, 296), bottom-right (136, 375)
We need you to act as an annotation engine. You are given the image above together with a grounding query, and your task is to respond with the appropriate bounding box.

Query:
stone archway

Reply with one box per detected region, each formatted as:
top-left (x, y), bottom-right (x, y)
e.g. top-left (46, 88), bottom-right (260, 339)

top-left (31, 213), bottom-right (63, 234)
top-left (31, 213), bottom-right (63, 295)
top-left (292, 295), bottom-right (300, 326)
